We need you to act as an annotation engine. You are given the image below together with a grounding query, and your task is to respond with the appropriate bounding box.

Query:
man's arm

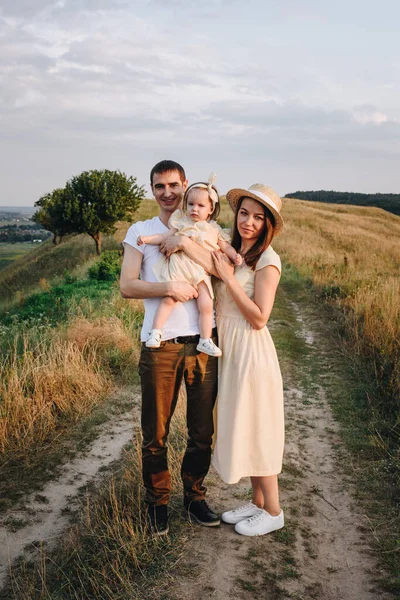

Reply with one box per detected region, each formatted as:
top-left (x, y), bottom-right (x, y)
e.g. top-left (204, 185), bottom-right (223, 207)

top-left (159, 236), bottom-right (220, 277)
top-left (120, 244), bottom-right (198, 302)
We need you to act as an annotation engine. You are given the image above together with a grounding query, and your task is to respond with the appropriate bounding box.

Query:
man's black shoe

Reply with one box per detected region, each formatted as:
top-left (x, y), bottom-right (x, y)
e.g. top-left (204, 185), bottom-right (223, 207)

top-left (185, 500), bottom-right (220, 527)
top-left (147, 504), bottom-right (169, 536)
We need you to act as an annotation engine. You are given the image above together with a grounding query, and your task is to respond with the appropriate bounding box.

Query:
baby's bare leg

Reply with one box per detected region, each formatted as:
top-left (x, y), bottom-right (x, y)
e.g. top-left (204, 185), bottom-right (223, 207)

top-left (196, 282), bottom-right (222, 357)
top-left (153, 297), bottom-right (179, 330)
top-left (196, 281), bottom-right (213, 339)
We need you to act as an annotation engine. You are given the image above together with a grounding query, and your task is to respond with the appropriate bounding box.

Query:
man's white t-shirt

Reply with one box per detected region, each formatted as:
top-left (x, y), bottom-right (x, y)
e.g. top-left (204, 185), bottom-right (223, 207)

top-left (123, 216), bottom-right (215, 342)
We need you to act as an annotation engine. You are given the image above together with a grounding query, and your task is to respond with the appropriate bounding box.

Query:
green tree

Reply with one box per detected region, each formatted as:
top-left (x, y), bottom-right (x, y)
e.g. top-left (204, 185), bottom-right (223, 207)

top-left (33, 189), bottom-right (72, 245)
top-left (63, 169), bottom-right (145, 254)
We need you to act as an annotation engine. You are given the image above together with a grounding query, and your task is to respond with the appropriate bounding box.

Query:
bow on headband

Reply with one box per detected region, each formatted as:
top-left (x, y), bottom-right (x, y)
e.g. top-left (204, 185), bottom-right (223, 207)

top-left (190, 172), bottom-right (219, 205)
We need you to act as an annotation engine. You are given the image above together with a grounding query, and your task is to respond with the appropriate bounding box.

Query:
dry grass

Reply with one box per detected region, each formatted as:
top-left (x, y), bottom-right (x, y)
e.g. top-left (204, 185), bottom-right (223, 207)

top-left (0, 296), bottom-right (141, 460)
top-left (273, 198), bottom-right (400, 407)
top-left (66, 316), bottom-right (136, 354)
top-left (0, 337), bottom-right (109, 455)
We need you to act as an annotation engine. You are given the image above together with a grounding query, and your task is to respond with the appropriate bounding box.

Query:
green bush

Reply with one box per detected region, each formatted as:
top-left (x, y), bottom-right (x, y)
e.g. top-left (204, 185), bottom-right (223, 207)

top-left (63, 270), bottom-right (78, 284)
top-left (88, 251), bottom-right (122, 281)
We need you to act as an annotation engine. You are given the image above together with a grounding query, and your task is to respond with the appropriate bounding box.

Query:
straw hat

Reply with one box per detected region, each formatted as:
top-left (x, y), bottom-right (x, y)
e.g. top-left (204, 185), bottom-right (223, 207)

top-left (226, 183), bottom-right (284, 235)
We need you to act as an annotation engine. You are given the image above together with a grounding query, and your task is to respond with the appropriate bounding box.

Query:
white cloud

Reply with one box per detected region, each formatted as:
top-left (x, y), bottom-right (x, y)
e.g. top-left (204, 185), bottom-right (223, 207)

top-left (1, 0), bottom-right (400, 205)
top-left (353, 109), bottom-right (388, 125)
top-left (14, 89), bottom-right (46, 108)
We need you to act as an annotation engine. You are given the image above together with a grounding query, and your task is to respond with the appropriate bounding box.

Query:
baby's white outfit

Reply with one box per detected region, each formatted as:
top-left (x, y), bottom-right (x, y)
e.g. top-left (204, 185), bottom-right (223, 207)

top-left (152, 210), bottom-right (230, 297)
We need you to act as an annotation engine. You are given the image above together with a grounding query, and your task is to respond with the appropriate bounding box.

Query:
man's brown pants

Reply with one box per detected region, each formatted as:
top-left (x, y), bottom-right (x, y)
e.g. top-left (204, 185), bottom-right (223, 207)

top-left (139, 338), bottom-right (218, 506)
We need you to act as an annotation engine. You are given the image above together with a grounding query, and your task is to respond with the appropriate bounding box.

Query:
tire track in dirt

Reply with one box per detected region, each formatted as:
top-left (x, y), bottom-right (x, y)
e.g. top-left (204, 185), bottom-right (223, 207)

top-left (0, 388), bottom-right (140, 589)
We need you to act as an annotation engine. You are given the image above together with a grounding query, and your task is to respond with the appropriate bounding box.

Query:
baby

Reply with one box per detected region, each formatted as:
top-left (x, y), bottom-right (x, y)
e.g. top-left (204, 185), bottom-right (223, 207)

top-left (137, 174), bottom-right (242, 357)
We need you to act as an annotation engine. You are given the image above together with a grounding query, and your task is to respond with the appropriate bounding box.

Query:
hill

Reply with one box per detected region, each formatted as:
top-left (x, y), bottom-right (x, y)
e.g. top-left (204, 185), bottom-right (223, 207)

top-left (274, 197), bottom-right (400, 409)
top-left (0, 199), bottom-right (157, 305)
top-left (284, 190), bottom-right (400, 216)
top-left (0, 234), bottom-right (119, 304)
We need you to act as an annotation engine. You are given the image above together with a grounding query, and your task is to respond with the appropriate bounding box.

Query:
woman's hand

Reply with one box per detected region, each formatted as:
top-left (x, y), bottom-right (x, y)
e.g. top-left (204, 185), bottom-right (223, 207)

top-left (212, 250), bottom-right (235, 283)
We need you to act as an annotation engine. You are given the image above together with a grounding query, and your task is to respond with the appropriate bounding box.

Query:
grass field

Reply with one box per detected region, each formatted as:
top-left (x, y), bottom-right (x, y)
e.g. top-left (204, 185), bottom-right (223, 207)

top-left (273, 198), bottom-right (400, 411)
top-left (3, 271), bottom-right (399, 598)
top-left (0, 242), bottom-right (38, 271)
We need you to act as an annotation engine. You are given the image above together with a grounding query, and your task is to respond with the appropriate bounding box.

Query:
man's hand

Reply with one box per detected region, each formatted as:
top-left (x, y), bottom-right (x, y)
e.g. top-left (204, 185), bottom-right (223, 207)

top-left (168, 281), bottom-right (198, 302)
top-left (160, 235), bottom-right (186, 257)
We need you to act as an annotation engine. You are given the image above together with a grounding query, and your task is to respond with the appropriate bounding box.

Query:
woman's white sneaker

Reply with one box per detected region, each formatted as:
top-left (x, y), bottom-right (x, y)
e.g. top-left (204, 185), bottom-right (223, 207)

top-left (222, 502), bottom-right (262, 524)
top-left (234, 509), bottom-right (284, 536)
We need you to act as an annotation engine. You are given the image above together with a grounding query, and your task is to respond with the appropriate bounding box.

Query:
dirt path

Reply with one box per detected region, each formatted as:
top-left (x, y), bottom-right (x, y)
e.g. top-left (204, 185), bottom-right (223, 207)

top-left (166, 295), bottom-right (392, 600)
top-left (0, 388), bottom-right (140, 588)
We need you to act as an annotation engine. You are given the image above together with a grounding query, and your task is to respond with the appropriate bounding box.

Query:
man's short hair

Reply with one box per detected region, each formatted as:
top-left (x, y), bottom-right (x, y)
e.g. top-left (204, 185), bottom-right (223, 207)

top-left (150, 160), bottom-right (186, 185)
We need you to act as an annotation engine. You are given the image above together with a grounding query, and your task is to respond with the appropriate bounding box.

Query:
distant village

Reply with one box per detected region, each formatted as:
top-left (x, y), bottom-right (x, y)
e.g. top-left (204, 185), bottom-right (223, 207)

top-left (0, 208), bottom-right (51, 244)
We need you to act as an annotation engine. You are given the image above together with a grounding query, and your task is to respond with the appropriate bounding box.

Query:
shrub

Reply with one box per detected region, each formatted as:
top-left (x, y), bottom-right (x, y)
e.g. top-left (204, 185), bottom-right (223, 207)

top-left (63, 270), bottom-right (78, 284)
top-left (88, 251), bottom-right (122, 282)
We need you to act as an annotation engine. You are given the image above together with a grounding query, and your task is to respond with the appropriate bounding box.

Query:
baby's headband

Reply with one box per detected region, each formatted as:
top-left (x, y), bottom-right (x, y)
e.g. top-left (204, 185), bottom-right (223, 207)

top-left (188, 172), bottom-right (219, 205)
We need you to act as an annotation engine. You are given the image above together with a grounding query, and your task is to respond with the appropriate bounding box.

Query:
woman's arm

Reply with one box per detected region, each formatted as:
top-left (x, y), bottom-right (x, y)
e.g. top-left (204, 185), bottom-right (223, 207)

top-left (212, 251), bottom-right (280, 329)
top-left (137, 228), bottom-right (177, 246)
top-left (160, 235), bottom-right (219, 277)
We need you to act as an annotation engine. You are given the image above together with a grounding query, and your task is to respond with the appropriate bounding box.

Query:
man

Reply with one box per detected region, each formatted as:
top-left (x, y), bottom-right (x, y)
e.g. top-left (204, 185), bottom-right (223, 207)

top-left (120, 160), bottom-right (219, 535)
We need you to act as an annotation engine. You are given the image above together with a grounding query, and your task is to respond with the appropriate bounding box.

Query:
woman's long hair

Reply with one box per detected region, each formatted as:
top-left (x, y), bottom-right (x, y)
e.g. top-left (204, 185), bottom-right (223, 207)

top-left (231, 197), bottom-right (275, 270)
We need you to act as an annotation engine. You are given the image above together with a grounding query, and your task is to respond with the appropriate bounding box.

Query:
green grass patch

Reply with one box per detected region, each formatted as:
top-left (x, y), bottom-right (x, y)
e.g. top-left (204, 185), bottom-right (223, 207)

top-left (0, 279), bottom-right (114, 327)
top-left (270, 282), bottom-right (310, 374)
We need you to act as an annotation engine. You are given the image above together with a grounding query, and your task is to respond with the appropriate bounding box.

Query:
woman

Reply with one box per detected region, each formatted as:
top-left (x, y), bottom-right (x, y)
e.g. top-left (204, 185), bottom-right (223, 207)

top-left (211, 183), bottom-right (285, 537)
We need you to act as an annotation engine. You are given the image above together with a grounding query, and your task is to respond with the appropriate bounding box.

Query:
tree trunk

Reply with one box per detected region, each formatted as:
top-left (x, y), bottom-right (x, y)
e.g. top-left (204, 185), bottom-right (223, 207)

top-left (53, 235), bottom-right (58, 245)
top-left (92, 233), bottom-right (101, 255)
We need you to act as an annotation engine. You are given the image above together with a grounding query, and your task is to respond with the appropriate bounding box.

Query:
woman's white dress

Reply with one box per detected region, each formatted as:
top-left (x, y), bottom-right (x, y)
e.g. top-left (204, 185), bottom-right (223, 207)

top-left (152, 210), bottom-right (229, 298)
top-left (212, 247), bottom-right (284, 484)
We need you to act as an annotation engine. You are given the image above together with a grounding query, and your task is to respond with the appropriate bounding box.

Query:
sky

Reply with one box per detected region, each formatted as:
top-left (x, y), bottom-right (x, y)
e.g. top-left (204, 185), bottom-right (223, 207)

top-left (1, 0), bottom-right (400, 206)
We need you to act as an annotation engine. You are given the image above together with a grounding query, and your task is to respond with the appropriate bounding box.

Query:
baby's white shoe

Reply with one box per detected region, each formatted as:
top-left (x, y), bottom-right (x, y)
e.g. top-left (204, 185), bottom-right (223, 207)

top-left (146, 329), bottom-right (162, 348)
top-left (196, 338), bottom-right (222, 357)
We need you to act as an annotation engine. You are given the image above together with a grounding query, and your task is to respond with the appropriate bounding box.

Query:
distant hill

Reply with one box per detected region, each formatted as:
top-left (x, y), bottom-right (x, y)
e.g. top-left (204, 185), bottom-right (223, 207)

top-left (0, 206), bottom-right (35, 215)
top-left (284, 191), bottom-right (400, 217)
top-left (0, 207), bottom-right (35, 224)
